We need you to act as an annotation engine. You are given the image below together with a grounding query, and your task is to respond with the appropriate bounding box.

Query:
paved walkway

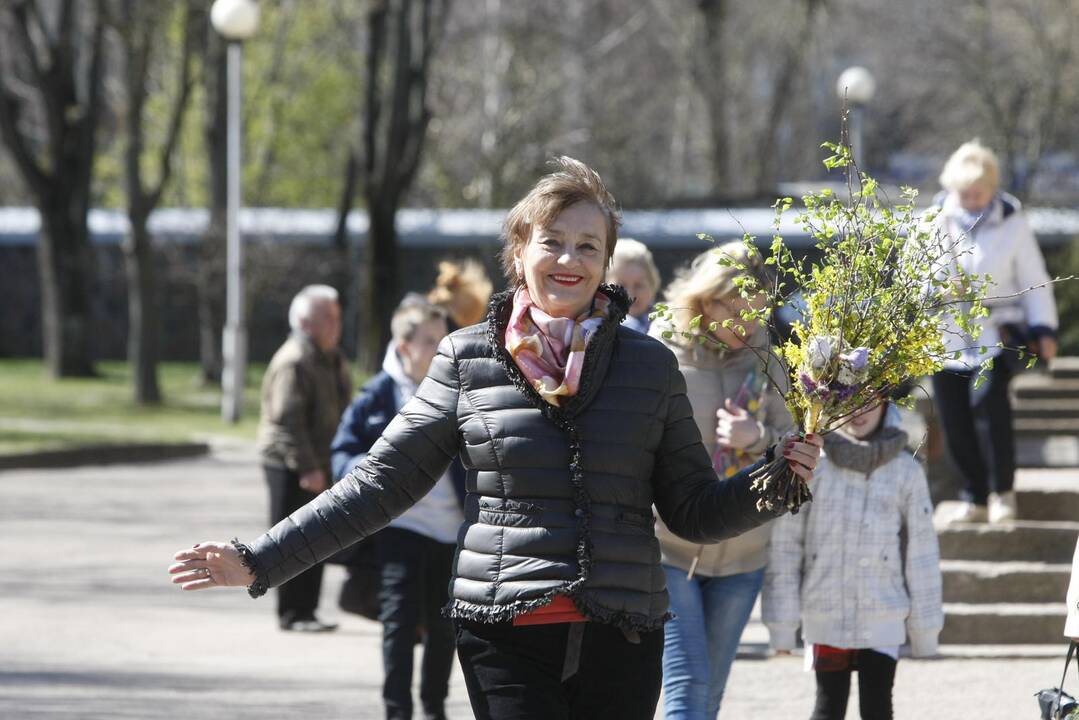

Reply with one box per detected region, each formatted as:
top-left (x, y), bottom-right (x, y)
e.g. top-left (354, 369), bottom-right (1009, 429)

top-left (0, 447), bottom-right (1069, 719)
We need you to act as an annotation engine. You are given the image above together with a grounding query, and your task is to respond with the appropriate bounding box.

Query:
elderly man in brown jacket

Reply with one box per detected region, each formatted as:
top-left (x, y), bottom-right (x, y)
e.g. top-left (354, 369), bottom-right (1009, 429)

top-left (256, 284), bottom-right (352, 631)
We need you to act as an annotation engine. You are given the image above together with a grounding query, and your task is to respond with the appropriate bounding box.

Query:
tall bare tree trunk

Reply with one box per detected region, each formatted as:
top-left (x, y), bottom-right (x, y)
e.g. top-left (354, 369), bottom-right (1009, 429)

top-left (37, 196), bottom-right (97, 377)
top-left (333, 149), bottom-right (361, 356)
top-left (123, 217), bottom-right (161, 403)
top-left (356, 0), bottom-right (451, 372)
top-left (0, 0), bottom-right (105, 377)
top-left (196, 16), bottom-right (228, 384)
top-left (693, 0), bottom-right (729, 194)
top-left (360, 204), bottom-right (399, 370)
top-left (115, 0), bottom-right (195, 405)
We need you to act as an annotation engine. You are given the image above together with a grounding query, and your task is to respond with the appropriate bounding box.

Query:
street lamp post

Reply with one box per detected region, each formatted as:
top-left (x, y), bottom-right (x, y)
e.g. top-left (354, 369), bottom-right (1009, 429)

top-left (836, 66), bottom-right (876, 170)
top-left (211, 0), bottom-right (260, 423)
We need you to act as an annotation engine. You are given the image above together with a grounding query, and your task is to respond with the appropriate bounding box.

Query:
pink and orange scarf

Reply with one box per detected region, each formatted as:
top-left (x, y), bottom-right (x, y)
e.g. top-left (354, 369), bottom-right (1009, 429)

top-left (504, 287), bottom-right (610, 406)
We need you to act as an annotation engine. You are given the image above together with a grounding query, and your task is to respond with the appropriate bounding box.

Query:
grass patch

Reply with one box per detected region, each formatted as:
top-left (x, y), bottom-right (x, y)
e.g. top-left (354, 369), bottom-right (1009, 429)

top-left (0, 359), bottom-right (270, 454)
top-left (0, 429), bottom-right (134, 453)
top-left (0, 359), bottom-right (371, 455)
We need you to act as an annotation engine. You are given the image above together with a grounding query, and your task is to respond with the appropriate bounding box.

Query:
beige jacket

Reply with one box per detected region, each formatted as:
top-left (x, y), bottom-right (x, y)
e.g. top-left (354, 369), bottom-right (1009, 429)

top-left (256, 333), bottom-right (352, 475)
top-left (650, 323), bottom-right (795, 577)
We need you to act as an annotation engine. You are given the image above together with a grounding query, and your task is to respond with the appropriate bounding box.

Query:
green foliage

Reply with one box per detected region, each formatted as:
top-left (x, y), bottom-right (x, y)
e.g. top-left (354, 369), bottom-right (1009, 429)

top-left (238, 2), bottom-right (362, 207)
top-left (1048, 238), bottom-right (1079, 356)
top-left (95, 2), bottom-right (362, 210)
top-left (760, 142), bottom-right (991, 431)
top-left (0, 359), bottom-right (369, 455)
top-left (0, 359), bottom-right (259, 454)
top-left (94, 4), bottom-right (195, 209)
top-left (655, 137), bottom-right (992, 434)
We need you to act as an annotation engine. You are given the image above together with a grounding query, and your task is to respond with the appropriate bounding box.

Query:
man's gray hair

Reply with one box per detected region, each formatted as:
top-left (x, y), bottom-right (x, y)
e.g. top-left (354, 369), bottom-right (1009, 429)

top-left (288, 285), bottom-right (339, 333)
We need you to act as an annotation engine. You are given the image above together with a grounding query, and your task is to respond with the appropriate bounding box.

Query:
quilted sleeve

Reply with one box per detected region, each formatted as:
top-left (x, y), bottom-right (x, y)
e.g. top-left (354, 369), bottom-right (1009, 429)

top-left (652, 349), bottom-right (783, 544)
top-left (243, 336), bottom-right (461, 592)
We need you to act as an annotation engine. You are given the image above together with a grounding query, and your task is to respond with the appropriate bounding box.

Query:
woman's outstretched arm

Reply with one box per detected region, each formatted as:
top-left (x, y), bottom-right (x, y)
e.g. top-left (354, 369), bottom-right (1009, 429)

top-left (169, 335), bottom-right (462, 593)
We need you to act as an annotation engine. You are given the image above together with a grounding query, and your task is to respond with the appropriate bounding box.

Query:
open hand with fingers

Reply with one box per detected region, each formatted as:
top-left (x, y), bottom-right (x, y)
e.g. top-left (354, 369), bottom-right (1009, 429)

top-left (169, 542), bottom-right (254, 591)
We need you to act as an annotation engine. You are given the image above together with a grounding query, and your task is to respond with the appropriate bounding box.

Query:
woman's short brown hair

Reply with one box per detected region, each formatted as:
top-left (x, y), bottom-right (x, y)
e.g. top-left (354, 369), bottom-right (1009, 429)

top-left (500, 156), bottom-right (621, 286)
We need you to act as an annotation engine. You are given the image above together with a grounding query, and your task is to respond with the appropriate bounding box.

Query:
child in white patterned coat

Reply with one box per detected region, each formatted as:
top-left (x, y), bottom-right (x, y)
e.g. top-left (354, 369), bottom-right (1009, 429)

top-left (762, 402), bottom-right (943, 720)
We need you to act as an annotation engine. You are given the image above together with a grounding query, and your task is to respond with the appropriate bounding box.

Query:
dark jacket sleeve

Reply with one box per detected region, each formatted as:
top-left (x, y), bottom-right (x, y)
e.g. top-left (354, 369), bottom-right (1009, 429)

top-left (329, 374), bottom-right (397, 482)
top-left (330, 390), bottom-right (374, 483)
top-left (651, 349), bottom-right (782, 543)
top-left (244, 336), bottom-right (462, 592)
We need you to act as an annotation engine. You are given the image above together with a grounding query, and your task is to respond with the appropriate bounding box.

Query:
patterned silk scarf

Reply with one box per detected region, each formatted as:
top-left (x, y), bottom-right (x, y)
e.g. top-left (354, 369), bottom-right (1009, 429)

top-left (505, 286), bottom-right (610, 406)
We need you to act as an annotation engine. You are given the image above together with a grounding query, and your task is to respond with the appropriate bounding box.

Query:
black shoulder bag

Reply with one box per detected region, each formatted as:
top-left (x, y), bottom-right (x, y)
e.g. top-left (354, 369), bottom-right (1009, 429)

top-left (1037, 641), bottom-right (1079, 719)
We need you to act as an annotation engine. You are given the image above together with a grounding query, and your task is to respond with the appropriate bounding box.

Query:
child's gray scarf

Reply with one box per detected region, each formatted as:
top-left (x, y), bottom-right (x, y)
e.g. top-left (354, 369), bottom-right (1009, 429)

top-left (823, 426), bottom-right (909, 474)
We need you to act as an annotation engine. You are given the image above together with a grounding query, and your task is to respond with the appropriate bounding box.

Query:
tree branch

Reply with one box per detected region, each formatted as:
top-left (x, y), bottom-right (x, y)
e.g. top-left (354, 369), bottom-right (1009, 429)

top-left (363, 1), bottom-right (388, 203)
top-left (0, 81), bottom-right (51, 193)
top-left (249, 0), bottom-right (297, 202)
top-left (397, 0), bottom-right (448, 190)
top-left (382, 0), bottom-right (414, 204)
top-left (75, 1), bottom-right (106, 207)
top-left (332, 148), bottom-right (360, 251)
top-left (26, 0), bottom-right (56, 52)
top-left (10, 2), bottom-right (48, 100)
top-left (147, 2), bottom-right (196, 210)
top-left (57, 0), bottom-right (75, 51)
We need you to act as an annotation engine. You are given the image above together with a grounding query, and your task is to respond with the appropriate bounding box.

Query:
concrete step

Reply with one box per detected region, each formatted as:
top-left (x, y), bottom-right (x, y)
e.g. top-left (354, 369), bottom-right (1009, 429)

top-left (1015, 468), bottom-right (1079, 520)
top-left (1015, 418), bottom-right (1079, 437)
top-left (936, 644), bottom-right (1070, 658)
top-left (1016, 467), bottom-right (1079, 491)
top-left (747, 600), bottom-right (1072, 656)
top-left (1012, 376), bottom-right (1079, 400)
top-left (1017, 435), bottom-right (1079, 467)
top-left (935, 519), bottom-right (1079, 563)
top-left (1051, 357), bottom-right (1079, 380)
top-left (941, 560), bottom-right (1070, 604)
top-left (1013, 398), bottom-right (1079, 420)
top-left (941, 603), bottom-right (1068, 644)
top-left (1016, 489), bottom-right (1079, 520)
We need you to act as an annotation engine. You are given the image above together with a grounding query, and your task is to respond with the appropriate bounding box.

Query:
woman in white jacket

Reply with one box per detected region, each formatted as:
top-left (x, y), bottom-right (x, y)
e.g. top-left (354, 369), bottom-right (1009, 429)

top-left (931, 140), bottom-right (1058, 525)
top-left (1066, 537), bottom-right (1079, 641)
top-left (763, 401), bottom-right (943, 720)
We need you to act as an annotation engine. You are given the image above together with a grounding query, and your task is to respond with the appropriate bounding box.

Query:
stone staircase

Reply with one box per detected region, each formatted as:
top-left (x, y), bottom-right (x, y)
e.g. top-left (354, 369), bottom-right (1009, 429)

top-left (1014, 358), bottom-right (1079, 467)
top-left (937, 358), bottom-right (1079, 650)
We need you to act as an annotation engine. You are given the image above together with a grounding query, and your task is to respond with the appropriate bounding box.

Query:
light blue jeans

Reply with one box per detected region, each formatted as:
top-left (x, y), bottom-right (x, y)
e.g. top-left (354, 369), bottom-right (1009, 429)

top-left (661, 564), bottom-right (765, 720)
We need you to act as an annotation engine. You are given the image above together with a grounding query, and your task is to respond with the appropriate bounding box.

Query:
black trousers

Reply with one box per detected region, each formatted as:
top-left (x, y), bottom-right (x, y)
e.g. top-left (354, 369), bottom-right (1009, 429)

top-left (378, 527), bottom-right (457, 720)
top-left (264, 464), bottom-right (323, 622)
top-left (454, 618), bottom-right (664, 720)
top-left (810, 650), bottom-right (897, 720)
top-left (931, 361), bottom-right (1015, 505)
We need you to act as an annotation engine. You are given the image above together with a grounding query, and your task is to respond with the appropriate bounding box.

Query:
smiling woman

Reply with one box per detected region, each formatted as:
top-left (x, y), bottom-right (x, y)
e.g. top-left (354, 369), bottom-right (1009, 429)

top-left (169, 156), bottom-right (822, 720)
top-left (500, 156), bottom-right (619, 292)
top-left (516, 201), bottom-right (608, 319)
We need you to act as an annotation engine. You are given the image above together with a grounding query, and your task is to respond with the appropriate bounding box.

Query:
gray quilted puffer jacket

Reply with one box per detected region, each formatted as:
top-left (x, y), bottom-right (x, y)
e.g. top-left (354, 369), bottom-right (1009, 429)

top-left (239, 286), bottom-right (782, 632)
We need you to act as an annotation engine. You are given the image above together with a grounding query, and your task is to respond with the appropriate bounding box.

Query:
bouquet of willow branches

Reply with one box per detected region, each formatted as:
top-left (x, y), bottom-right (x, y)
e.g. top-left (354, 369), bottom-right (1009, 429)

top-left (656, 139), bottom-right (993, 514)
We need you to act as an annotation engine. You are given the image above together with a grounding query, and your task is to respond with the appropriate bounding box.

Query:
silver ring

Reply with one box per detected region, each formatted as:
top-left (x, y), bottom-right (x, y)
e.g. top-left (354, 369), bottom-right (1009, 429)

top-left (203, 567), bottom-right (212, 578)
